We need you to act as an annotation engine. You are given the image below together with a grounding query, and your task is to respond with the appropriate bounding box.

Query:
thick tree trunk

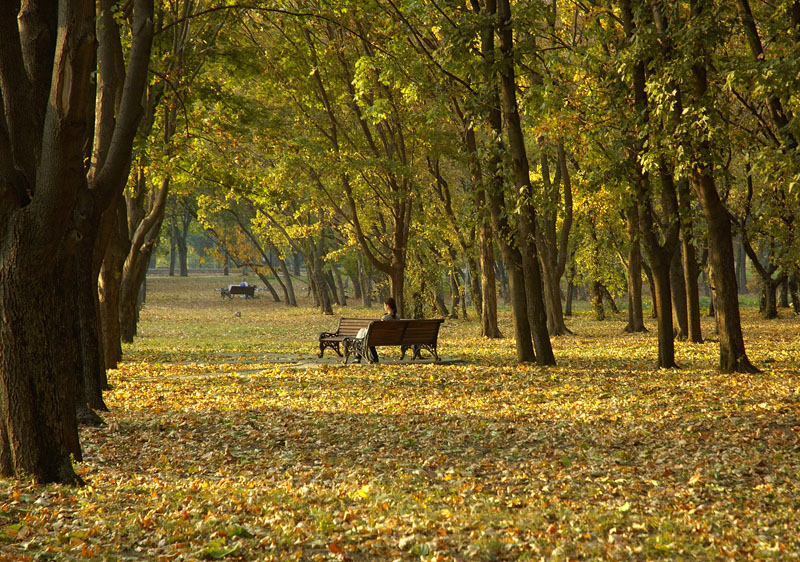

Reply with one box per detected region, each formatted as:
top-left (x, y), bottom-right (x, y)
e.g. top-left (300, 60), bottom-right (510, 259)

top-left (325, 269), bottom-right (340, 306)
top-left (688, 7), bottom-right (757, 372)
top-left (779, 278), bottom-right (789, 308)
top-left (99, 200), bottom-right (129, 369)
top-left (789, 275), bottom-right (800, 314)
top-left (761, 278), bottom-right (780, 319)
top-left (350, 271), bottom-right (363, 301)
top-left (652, 263), bottom-right (678, 368)
top-left (389, 264), bottom-right (406, 318)
top-left (1, 248), bottom-right (82, 484)
top-left (693, 172), bottom-right (758, 372)
top-left (311, 257), bottom-right (333, 315)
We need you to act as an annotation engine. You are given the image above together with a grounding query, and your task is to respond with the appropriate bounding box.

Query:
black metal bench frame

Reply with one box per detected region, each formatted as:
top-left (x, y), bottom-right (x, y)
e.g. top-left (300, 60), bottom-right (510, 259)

top-left (318, 318), bottom-right (375, 358)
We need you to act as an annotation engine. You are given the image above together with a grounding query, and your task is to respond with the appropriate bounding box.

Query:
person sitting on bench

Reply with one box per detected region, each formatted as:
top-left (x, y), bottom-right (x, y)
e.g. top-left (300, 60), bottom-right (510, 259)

top-left (367, 297), bottom-right (398, 363)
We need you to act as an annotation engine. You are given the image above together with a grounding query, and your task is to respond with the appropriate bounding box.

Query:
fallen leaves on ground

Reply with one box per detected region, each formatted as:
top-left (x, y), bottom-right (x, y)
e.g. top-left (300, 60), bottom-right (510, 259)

top-left (2, 276), bottom-right (799, 561)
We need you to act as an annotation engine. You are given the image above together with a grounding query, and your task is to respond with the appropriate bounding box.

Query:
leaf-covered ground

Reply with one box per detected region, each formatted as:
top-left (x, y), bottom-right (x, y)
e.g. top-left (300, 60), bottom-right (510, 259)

top-left (2, 276), bottom-right (799, 561)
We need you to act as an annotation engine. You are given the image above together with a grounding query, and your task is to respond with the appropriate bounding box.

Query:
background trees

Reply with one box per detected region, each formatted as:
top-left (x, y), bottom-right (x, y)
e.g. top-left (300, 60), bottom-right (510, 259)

top-left (2, 0), bottom-right (798, 484)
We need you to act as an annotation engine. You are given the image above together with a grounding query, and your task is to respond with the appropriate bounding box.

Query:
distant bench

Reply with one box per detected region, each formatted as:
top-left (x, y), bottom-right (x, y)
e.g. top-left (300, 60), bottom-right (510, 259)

top-left (340, 318), bottom-right (445, 364)
top-left (221, 285), bottom-right (256, 299)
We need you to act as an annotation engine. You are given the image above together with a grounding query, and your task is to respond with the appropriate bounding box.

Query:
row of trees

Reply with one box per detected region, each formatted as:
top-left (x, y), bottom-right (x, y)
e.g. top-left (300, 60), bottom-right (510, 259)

top-left (182, 0), bottom-right (797, 370)
top-left (1, 0), bottom-right (798, 483)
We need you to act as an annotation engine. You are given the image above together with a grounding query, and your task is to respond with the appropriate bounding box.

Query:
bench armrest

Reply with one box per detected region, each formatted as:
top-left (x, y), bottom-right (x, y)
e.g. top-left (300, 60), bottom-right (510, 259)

top-left (319, 331), bottom-right (338, 339)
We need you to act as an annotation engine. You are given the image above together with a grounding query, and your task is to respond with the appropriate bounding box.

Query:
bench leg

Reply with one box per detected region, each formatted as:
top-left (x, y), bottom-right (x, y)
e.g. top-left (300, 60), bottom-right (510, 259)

top-left (318, 341), bottom-right (343, 358)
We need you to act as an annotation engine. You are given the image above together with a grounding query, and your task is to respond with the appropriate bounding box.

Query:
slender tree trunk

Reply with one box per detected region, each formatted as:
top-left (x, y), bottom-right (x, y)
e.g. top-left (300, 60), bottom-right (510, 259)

top-left (278, 257), bottom-right (297, 306)
top-left (735, 238), bottom-right (748, 293)
top-left (779, 278), bottom-right (789, 308)
top-left (591, 281), bottom-right (605, 321)
top-left (169, 223), bottom-right (177, 276)
top-left (496, 0), bottom-right (554, 365)
top-left (670, 248), bottom-right (689, 340)
top-left (682, 233), bottom-right (703, 342)
top-left (358, 254), bottom-right (372, 307)
top-left (624, 204), bottom-right (646, 332)
top-left (479, 222), bottom-right (502, 337)
top-left (255, 272), bottom-right (281, 302)
top-left (449, 271), bottom-right (460, 319)
top-left (177, 222), bottom-right (188, 277)
top-left (333, 265), bottom-right (347, 306)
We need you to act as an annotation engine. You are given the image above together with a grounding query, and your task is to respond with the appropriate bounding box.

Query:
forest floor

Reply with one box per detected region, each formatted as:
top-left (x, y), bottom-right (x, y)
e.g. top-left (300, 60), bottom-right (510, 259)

top-left (2, 275), bottom-right (799, 561)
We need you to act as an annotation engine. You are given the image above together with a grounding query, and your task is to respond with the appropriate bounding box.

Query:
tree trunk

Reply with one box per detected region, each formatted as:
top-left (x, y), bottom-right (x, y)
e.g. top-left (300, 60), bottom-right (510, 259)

top-left (177, 221), bottom-right (189, 277)
top-left (278, 256), bottom-right (297, 306)
top-left (779, 277), bottom-right (789, 308)
top-left (358, 254), bottom-right (372, 307)
top-left (624, 204), bottom-right (646, 332)
top-left (682, 232), bottom-right (703, 342)
top-left (652, 263), bottom-right (678, 368)
top-left (670, 247), bottom-right (689, 340)
top-left (333, 265), bottom-right (347, 306)
top-left (735, 237), bottom-right (748, 293)
top-left (169, 223), bottom-right (177, 276)
top-left (449, 271), bottom-right (461, 319)
top-left (467, 256), bottom-right (482, 319)
top-left (496, 0), bottom-right (554, 365)
top-left (689, 5), bottom-right (757, 371)
top-left (349, 269), bottom-right (363, 301)
top-left (692, 169), bottom-right (756, 370)
top-left (0, 263), bottom-right (83, 484)
top-left (591, 281), bottom-right (605, 321)
top-left (789, 275), bottom-right (799, 314)
top-left (479, 222), bottom-right (502, 337)
top-left (255, 272), bottom-right (282, 302)
top-left (602, 285), bottom-right (620, 314)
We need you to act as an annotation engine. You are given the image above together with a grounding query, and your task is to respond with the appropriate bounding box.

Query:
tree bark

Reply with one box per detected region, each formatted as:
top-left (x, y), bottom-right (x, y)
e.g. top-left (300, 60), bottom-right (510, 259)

top-left (479, 0), bottom-right (533, 360)
top-left (670, 247), bottom-right (689, 340)
top-left (496, 0), bottom-right (554, 365)
top-left (463, 124), bottom-right (501, 337)
top-left (690, 0), bottom-right (757, 372)
top-left (479, 221), bottom-right (502, 337)
top-left (623, 203), bottom-right (646, 332)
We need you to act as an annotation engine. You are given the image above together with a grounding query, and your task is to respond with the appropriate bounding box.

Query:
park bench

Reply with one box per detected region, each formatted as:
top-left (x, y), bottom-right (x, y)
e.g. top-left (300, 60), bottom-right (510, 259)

top-left (318, 318), bottom-right (374, 358)
top-left (221, 285), bottom-right (256, 299)
top-left (342, 318), bottom-right (445, 364)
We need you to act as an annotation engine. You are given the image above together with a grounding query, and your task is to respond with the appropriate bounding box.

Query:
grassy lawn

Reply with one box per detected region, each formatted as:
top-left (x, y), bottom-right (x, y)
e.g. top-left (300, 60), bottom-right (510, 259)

top-left (2, 275), bottom-right (799, 561)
